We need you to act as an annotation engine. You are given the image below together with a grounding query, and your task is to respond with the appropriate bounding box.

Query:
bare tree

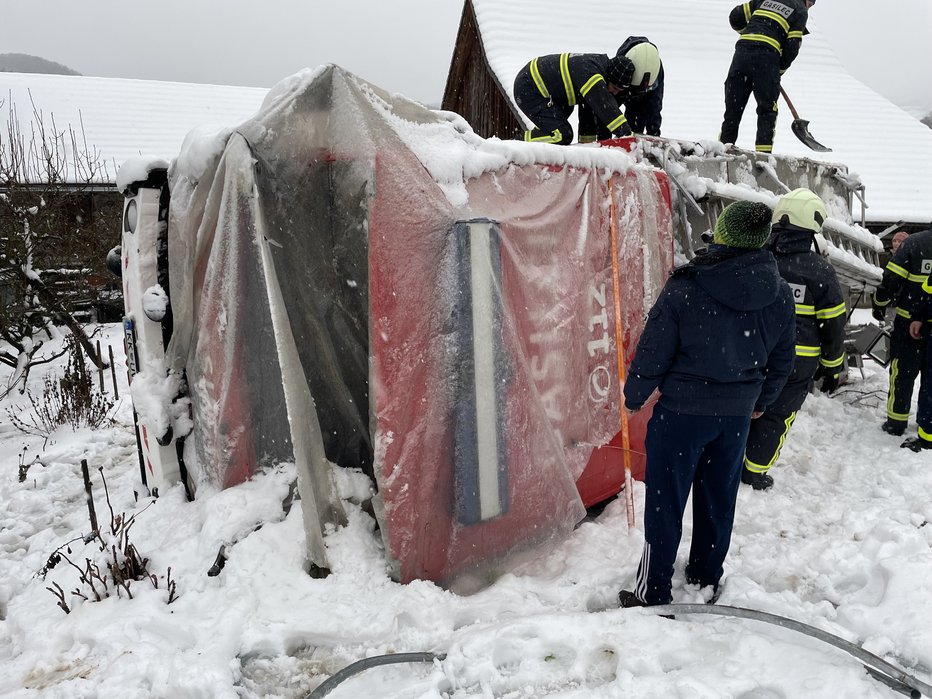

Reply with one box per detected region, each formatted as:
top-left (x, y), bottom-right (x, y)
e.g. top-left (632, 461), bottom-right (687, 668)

top-left (1, 92), bottom-right (120, 398)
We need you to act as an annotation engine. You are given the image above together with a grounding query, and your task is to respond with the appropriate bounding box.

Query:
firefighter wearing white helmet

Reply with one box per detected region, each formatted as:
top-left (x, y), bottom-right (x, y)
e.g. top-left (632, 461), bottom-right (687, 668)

top-left (624, 41), bottom-right (662, 92)
top-left (512, 36), bottom-right (664, 145)
top-left (742, 188), bottom-right (846, 490)
top-left (607, 36), bottom-right (664, 138)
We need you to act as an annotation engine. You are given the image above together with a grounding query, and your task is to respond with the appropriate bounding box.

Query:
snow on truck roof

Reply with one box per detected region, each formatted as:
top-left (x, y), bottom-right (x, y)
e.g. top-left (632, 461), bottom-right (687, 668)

top-left (469, 0), bottom-right (932, 224)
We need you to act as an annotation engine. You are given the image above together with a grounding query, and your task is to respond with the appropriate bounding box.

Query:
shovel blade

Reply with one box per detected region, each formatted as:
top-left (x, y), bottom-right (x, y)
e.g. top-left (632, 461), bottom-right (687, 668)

top-left (791, 119), bottom-right (832, 152)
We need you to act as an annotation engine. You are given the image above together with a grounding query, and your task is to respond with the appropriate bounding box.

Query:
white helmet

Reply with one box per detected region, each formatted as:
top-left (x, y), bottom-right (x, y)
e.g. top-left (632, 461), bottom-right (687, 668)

top-left (624, 42), bottom-right (661, 91)
top-left (772, 188), bottom-right (827, 233)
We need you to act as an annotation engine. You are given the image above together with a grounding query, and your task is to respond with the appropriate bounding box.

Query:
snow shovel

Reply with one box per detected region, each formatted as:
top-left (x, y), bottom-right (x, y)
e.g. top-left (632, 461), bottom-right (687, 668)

top-left (780, 86), bottom-right (832, 152)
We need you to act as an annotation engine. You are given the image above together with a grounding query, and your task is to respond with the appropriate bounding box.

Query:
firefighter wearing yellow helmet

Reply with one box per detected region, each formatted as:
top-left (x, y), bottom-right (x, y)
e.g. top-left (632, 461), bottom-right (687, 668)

top-left (513, 36), bottom-right (664, 145)
top-left (742, 188), bottom-right (846, 490)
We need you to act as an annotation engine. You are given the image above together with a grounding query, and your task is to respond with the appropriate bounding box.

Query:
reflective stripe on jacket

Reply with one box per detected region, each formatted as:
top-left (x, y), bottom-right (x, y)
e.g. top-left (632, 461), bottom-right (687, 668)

top-left (524, 53), bottom-right (628, 134)
top-left (729, 0), bottom-right (809, 72)
top-left (769, 226), bottom-right (846, 372)
top-left (873, 229), bottom-right (932, 321)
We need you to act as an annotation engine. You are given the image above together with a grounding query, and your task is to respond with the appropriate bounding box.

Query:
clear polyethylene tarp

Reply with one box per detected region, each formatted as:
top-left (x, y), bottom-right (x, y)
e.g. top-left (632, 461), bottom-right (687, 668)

top-left (164, 64), bottom-right (672, 582)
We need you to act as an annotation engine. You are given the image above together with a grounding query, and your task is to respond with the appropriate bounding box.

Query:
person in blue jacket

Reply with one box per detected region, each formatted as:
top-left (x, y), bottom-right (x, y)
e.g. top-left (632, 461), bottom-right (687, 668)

top-left (618, 201), bottom-right (796, 607)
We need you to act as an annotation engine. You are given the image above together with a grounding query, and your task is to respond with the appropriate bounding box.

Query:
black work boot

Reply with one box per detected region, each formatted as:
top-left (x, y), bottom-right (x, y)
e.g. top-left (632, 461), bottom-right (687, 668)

top-left (618, 590), bottom-right (648, 608)
top-left (618, 590), bottom-right (674, 619)
top-left (901, 436), bottom-right (932, 452)
top-left (741, 467), bottom-right (774, 491)
top-left (882, 419), bottom-right (906, 436)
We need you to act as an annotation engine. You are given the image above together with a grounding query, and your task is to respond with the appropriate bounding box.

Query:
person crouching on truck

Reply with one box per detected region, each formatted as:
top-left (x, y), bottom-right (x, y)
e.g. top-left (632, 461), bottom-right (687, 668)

top-left (618, 201), bottom-right (795, 607)
top-left (514, 37), bottom-right (663, 145)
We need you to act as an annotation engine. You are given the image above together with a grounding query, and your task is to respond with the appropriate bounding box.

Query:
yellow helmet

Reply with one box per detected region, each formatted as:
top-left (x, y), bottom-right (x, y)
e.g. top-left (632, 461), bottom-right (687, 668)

top-left (624, 42), bottom-right (661, 90)
top-left (772, 188), bottom-right (827, 233)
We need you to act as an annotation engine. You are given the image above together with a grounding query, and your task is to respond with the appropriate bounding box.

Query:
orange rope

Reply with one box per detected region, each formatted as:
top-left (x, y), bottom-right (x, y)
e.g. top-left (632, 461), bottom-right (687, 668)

top-left (608, 176), bottom-right (636, 530)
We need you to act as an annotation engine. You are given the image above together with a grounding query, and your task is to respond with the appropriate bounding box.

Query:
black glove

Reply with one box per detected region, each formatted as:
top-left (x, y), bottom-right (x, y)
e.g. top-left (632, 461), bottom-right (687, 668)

top-left (615, 122), bottom-right (633, 138)
top-left (817, 367), bottom-right (839, 393)
top-left (871, 304), bottom-right (886, 322)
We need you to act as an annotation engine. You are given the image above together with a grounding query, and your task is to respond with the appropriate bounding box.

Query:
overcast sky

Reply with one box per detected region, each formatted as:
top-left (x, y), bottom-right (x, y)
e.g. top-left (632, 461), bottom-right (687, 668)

top-left (2, 0), bottom-right (930, 112)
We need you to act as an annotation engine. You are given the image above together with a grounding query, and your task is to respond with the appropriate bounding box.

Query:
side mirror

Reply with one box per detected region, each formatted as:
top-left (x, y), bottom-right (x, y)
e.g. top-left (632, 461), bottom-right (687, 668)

top-left (142, 285), bottom-right (169, 323)
top-left (106, 245), bottom-right (122, 278)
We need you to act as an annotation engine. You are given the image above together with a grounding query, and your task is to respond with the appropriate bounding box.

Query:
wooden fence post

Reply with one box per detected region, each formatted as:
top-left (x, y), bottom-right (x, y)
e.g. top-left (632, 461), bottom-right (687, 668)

top-left (96, 340), bottom-right (104, 392)
top-left (80, 459), bottom-right (99, 534)
top-left (108, 344), bottom-right (119, 399)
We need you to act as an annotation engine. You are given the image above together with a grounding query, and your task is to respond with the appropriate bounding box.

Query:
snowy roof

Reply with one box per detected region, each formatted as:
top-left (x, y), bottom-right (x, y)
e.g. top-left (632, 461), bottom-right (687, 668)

top-left (470, 0), bottom-right (932, 225)
top-left (0, 72), bottom-right (267, 185)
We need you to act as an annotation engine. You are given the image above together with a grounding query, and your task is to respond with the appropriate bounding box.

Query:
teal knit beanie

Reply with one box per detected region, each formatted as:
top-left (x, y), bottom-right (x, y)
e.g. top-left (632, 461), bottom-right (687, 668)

top-left (713, 201), bottom-right (773, 249)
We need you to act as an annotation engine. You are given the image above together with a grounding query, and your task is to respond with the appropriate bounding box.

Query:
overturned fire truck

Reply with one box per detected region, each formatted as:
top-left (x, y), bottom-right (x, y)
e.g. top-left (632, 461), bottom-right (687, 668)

top-left (115, 65), bottom-right (882, 586)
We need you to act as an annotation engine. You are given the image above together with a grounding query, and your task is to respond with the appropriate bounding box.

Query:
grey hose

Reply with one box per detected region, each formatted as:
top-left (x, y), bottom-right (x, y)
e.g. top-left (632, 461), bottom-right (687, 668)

top-left (304, 605), bottom-right (931, 699)
top-left (648, 604), bottom-right (930, 698)
top-left (306, 651), bottom-right (445, 699)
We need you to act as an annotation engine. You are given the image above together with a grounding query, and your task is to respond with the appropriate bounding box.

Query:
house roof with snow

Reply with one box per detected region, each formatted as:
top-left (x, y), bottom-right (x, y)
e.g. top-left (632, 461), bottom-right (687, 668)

top-left (442, 0), bottom-right (932, 226)
top-left (0, 72), bottom-right (267, 187)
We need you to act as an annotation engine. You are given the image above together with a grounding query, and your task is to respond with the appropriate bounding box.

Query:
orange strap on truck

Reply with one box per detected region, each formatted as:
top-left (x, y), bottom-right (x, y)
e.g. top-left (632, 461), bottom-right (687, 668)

top-left (608, 176), bottom-right (636, 530)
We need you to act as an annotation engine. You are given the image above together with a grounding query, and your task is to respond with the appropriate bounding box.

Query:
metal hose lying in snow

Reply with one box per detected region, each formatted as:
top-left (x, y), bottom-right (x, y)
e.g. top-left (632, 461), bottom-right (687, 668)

top-left (306, 651), bottom-right (446, 699)
top-left (304, 604), bottom-right (931, 698)
top-left (649, 604), bottom-right (930, 698)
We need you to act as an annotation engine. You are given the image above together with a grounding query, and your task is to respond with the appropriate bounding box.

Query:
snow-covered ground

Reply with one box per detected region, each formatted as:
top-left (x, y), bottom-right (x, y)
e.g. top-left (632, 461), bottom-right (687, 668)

top-left (1, 321), bottom-right (931, 698)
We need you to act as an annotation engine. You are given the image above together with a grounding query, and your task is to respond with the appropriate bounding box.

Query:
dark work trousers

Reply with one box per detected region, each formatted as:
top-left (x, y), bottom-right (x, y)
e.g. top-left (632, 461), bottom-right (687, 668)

top-left (887, 317), bottom-right (926, 426)
top-left (513, 70), bottom-right (574, 145)
top-left (633, 404), bottom-right (751, 605)
top-left (720, 44), bottom-right (781, 151)
top-left (914, 334), bottom-right (932, 442)
top-left (744, 364), bottom-right (815, 474)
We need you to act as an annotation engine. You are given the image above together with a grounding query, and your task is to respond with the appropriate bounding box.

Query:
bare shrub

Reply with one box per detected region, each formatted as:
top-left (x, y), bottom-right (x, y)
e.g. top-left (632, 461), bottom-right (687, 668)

top-left (40, 466), bottom-right (177, 613)
top-left (17, 444), bottom-right (43, 482)
top-left (7, 336), bottom-right (114, 437)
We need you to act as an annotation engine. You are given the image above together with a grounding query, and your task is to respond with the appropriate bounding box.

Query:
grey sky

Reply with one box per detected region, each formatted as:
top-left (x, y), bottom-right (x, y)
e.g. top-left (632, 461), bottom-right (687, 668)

top-left (2, 0), bottom-right (930, 111)
top-left (2, 0), bottom-right (462, 105)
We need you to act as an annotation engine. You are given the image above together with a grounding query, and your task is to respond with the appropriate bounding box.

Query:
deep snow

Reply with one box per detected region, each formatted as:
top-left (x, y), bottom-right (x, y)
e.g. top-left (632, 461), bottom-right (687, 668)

top-left (1, 318), bottom-right (931, 698)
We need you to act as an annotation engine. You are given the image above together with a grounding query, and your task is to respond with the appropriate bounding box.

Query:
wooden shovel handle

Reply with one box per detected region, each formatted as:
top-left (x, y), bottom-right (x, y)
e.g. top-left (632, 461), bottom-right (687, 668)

top-left (779, 86), bottom-right (801, 120)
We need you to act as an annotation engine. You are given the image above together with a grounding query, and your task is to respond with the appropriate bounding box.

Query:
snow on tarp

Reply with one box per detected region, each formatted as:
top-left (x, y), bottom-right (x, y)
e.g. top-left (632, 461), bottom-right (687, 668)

top-left (165, 64), bottom-right (672, 583)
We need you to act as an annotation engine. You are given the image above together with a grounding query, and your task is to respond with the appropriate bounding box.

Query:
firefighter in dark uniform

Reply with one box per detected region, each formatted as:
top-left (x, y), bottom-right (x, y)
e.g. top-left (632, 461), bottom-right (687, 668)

top-left (514, 37), bottom-right (663, 145)
top-left (742, 189), bottom-right (846, 490)
top-left (871, 228), bottom-right (932, 436)
top-left (720, 0), bottom-right (814, 153)
top-left (902, 258), bottom-right (932, 451)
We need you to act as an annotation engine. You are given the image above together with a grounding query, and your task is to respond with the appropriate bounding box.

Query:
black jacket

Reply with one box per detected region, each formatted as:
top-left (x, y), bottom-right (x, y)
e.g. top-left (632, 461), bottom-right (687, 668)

top-left (888, 229), bottom-right (932, 323)
top-left (521, 53), bottom-right (630, 137)
top-left (769, 226), bottom-right (846, 377)
top-left (520, 46), bottom-right (665, 140)
top-left (873, 229), bottom-right (932, 322)
top-left (730, 0), bottom-right (809, 72)
top-left (624, 245), bottom-right (796, 416)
